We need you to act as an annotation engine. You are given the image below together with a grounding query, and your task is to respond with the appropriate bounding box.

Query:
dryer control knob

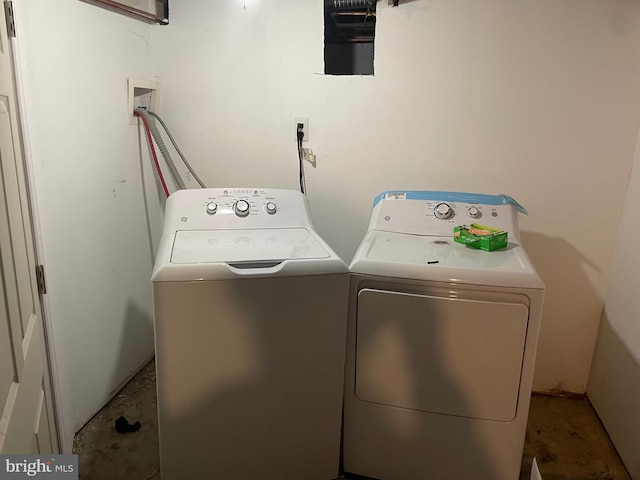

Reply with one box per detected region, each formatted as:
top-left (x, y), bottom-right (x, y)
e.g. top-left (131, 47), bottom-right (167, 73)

top-left (467, 206), bottom-right (480, 218)
top-left (434, 203), bottom-right (454, 220)
top-left (234, 200), bottom-right (250, 217)
top-left (265, 202), bottom-right (277, 214)
top-left (205, 202), bottom-right (218, 215)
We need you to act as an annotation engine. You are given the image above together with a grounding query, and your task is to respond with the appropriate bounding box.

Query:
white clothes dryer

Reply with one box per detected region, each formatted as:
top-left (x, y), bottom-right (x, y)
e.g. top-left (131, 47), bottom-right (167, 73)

top-left (343, 191), bottom-right (544, 480)
top-left (152, 188), bottom-right (349, 480)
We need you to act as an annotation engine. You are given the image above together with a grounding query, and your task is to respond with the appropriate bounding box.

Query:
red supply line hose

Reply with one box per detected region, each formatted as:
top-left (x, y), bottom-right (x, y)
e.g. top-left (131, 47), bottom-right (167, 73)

top-left (135, 109), bottom-right (169, 197)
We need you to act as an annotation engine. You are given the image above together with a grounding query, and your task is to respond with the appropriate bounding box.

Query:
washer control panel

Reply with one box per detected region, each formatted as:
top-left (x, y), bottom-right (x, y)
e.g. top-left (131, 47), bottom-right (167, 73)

top-left (164, 188), bottom-right (313, 231)
top-left (200, 189), bottom-right (280, 218)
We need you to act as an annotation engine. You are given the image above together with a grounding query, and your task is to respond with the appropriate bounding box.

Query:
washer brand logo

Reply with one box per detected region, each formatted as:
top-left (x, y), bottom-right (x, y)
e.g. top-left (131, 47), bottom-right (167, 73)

top-left (0, 456), bottom-right (77, 479)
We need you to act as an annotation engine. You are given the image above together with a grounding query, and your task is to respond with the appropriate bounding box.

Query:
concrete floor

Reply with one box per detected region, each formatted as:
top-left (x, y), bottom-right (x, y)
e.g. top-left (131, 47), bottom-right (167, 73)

top-left (73, 359), bottom-right (630, 480)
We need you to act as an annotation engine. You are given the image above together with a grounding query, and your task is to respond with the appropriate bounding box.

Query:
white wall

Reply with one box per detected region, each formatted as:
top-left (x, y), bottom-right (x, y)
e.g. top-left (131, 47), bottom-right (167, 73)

top-left (152, 0), bottom-right (640, 393)
top-left (14, 0), bottom-right (163, 451)
top-left (588, 129), bottom-right (640, 479)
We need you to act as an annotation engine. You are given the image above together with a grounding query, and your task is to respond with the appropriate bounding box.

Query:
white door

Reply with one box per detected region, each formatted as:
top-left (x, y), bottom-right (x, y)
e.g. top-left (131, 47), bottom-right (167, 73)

top-left (0, 0), bottom-right (59, 454)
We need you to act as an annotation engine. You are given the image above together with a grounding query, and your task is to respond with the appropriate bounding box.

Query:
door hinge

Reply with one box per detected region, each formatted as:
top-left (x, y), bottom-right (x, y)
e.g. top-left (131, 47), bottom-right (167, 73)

top-left (35, 265), bottom-right (46, 295)
top-left (4, 1), bottom-right (15, 38)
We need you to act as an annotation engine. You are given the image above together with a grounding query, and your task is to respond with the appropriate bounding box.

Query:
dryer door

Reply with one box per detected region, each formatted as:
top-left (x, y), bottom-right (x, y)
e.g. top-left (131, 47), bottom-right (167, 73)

top-left (355, 288), bottom-right (528, 421)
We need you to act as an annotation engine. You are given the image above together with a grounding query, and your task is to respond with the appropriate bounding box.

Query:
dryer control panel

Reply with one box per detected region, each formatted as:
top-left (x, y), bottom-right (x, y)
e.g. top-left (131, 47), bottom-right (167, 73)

top-left (368, 191), bottom-right (524, 241)
top-left (162, 188), bottom-right (316, 232)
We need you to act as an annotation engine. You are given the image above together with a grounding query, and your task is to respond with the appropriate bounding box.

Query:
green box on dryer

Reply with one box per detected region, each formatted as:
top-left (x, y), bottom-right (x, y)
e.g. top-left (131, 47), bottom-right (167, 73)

top-left (454, 223), bottom-right (508, 251)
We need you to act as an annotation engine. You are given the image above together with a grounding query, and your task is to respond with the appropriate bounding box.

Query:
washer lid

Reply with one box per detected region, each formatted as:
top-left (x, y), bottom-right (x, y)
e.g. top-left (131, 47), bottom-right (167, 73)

top-left (351, 230), bottom-right (544, 289)
top-left (171, 227), bottom-right (330, 264)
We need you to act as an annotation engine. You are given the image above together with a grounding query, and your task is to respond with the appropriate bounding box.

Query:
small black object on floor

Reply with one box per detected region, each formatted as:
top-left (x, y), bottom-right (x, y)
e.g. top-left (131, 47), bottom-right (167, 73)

top-left (114, 416), bottom-right (141, 434)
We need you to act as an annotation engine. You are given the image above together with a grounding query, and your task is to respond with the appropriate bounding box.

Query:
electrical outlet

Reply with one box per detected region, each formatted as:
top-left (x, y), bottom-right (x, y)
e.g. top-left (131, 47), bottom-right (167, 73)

top-left (295, 117), bottom-right (309, 142)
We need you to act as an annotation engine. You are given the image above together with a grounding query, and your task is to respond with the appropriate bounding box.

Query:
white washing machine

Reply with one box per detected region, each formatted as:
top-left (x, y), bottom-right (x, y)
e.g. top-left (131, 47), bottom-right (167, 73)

top-left (343, 191), bottom-right (545, 480)
top-left (152, 188), bottom-right (349, 480)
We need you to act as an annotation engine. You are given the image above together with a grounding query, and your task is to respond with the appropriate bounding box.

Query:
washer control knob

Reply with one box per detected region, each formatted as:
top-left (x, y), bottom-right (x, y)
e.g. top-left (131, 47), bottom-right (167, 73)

top-left (205, 202), bottom-right (218, 215)
top-left (234, 200), bottom-right (250, 217)
top-left (434, 202), bottom-right (454, 220)
top-left (265, 202), bottom-right (277, 214)
top-left (467, 206), bottom-right (480, 218)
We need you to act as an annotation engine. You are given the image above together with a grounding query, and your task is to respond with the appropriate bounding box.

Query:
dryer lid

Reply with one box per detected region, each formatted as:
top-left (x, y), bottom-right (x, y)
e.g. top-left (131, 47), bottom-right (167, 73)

top-left (170, 227), bottom-right (330, 264)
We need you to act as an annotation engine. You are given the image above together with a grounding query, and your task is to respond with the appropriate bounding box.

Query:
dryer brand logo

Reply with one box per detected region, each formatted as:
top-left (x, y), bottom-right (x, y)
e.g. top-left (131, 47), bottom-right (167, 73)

top-left (0, 455), bottom-right (77, 479)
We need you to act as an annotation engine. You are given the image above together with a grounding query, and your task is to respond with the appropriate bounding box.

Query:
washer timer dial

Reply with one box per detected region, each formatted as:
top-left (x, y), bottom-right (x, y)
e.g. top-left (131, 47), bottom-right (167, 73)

top-left (234, 200), bottom-right (251, 217)
top-left (434, 203), bottom-right (454, 220)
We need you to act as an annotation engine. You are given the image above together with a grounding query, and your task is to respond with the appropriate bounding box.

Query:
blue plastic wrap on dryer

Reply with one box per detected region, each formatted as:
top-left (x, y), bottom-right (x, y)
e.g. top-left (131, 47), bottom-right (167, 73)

top-left (372, 190), bottom-right (528, 215)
